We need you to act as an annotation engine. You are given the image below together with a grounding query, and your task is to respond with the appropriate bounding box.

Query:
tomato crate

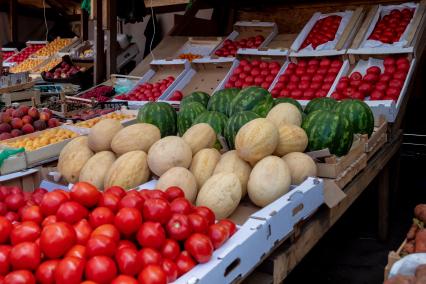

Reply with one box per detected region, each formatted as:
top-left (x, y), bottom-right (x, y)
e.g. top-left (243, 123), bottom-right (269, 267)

top-left (135, 177), bottom-right (324, 284)
top-left (174, 37), bottom-right (223, 60)
top-left (3, 41), bottom-right (47, 67)
top-left (211, 21), bottom-right (279, 57)
top-left (348, 1), bottom-right (426, 57)
top-left (329, 53), bottom-right (416, 122)
top-left (0, 168), bottom-right (40, 192)
top-left (364, 116), bottom-right (388, 160)
top-left (112, 59), bottom-right (190, 109)
top-left (1, 48), bottom-right (19, 63)
top-left (290, 8), bottom-right (365, 57)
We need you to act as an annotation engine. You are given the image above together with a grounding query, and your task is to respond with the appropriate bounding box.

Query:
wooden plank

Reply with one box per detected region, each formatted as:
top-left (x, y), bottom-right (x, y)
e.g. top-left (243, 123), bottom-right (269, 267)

top-left (94, 0), bottom-right (105, 84)
top-left (105, 0), bottom-right (117, 76)
top-left (8, 0), bottom-right (17, 43)
top-left (81, 9), bottom-right (89, 41)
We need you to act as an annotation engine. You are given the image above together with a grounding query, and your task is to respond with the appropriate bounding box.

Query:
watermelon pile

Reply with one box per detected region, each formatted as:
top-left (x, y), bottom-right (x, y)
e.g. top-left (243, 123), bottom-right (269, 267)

top-left (137, 102), bottom-right (177, 137)
top-left (177, 102), bottom-right (206, 136)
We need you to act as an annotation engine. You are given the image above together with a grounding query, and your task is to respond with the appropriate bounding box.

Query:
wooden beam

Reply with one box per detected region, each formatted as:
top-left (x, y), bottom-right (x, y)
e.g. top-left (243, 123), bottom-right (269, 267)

top-left (8, 0), bottom-right (17, 43)
top-left (94, 0), bottom-right (105, 84)
top-left (104, 0), bottom-right (117, 76)
top-left (81, 9), bottom-right (89, 41)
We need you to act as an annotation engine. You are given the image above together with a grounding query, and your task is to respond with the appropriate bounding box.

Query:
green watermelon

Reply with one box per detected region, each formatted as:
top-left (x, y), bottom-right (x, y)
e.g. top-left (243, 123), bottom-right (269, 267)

top-left (334, 99), bottom-right (374, 137)
top-left (224, 111), bottom-right (260, 149)
top-left (228, 87), bottom-right (274, 117)
top-left (177, 102), bottom-right (206, 136)
top-left (207, 88), bottom-right (239, 116)
top-left (193, 111), bottom-right (228, 136)
top-left (274, 97), bottom-right (303, 113)
top-left (137, 102), bottom-right (177, 137)
top-left (304, 97), bottom-right (338, 115)
top-left (180, 91), bottom-right (210, 108)
top-left (302, 110), bottom-right (353, 156)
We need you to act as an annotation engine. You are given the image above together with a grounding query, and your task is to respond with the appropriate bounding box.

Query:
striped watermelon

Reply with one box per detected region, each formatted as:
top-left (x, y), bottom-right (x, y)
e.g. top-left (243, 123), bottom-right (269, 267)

top-left (207, 88), bottom-right (239, 116)
top-left (304, 97), bottom-right (337, 115)
top-left (228, 87), bottom-right (274, 117)
top-left (224, 111), bottom-right (260, 149)
top-left (180, 91), bottom-right (210, 108)
top-left (193, 111), bottom-right (228, 136)
top-left (274, 97), bottom-right (303, 113)
top-left (334, 99), bottom-right (374, 137)
top-left (302, 110), bottom-right (353, 156)
top-left (137, 102), bottom-right (177, 137)
top-left (177, 102), bottom-right (206, 136)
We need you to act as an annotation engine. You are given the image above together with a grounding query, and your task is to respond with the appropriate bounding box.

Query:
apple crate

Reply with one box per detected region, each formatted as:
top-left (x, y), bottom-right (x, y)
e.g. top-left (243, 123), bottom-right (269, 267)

top-left (174, 37), bottom-right (223, 59)
top-left (348, 1), bottom-right (426, 57)
top-left (112, 59), bottom-right (190, 109)
top-left (211, 21), bottom-right (279, 57)
top-left (290, 8), bottom-right (365, 57)
top-left (329, 53), bottom-right (416, 122)
top-left (269, 54), bottom-right (349, 108)
top-left (3, 41), bottom-right (47, 67)
top-left (136, 177), bottom-right (324, 284)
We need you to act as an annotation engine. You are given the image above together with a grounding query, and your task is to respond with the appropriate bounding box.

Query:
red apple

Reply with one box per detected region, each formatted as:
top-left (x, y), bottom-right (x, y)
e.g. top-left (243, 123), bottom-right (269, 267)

top-left (11, 109), bottom-right (24, 118)
top-left (22, 115), bottom-right (33, 125)
top-left (28, 107), bottom-right (39, 119)
top-left (0, 113), bottom-right (11, 123)
top-left (18, 106), bottom-right (29, 115)
top-left (11, 129), bottom-right (23, 137)
top-left (0, 123), bottom-right (11, 134)
top-left (0, 133), bottom-right (12, 141)
top-left (11, 118), bottom-right (23, 129)
top-left (22, 124), bottom-right (35, 134)
top-left (47, 118), bottom-right (60, 128)
top-left (39, 111), bottom-right (51, 122)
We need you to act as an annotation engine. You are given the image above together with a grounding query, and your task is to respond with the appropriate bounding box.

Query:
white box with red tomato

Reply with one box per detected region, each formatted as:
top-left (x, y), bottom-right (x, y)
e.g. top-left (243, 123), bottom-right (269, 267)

top-left (329, 54), bottom-right (416, 122)
top-left (3, 41), bottom-right (47, 67)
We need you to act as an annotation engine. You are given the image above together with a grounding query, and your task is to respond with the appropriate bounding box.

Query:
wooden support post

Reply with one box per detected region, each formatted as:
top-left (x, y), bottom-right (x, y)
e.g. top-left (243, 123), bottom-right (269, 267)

top-left (104, 0), bottom-right (117, 76)
top-left (94, 0), bottom-right (105, 84)
top-left (378, 164), bottom-right (390, 241)
top-left (8, 0), bottom-right (17, 43)
top-left (81, 10), bottom-right (89, 41)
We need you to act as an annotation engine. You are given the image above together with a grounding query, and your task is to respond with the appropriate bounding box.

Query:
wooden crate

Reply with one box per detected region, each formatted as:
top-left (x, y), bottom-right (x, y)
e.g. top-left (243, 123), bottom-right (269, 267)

top-left (0, 168), bottom-right (40, 192)
top-left (363, 117), bottom-right (388, 160)
top-left (0, 89), bottom-right (41, 106)
top-left (0, 80), bottom-right (35, 94)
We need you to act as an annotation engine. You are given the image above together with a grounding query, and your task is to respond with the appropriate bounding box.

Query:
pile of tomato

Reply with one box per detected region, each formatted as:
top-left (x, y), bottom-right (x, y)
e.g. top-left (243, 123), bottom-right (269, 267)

top-left (300, 15), bottom-right (342, 50)
top-left (115, 77), bottom-right (175, 102)
top-left (331, 56), bottom-right (410, 101)
top-left (224, 59), bottom-right (281, 89)
top-left (214, 35), bottom-right (265, 57)
top-left (368, 8), bottom-right (415, 44)
top-left (0, 183), bottom-right (236, 284)
top-left (270, 57), bottom-right (343, 100)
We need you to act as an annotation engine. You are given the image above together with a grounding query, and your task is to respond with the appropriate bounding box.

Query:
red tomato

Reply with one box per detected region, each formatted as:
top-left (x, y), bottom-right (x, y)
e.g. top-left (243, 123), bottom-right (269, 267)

top-left (0, 202), bottom-right (6, 215)
top-left (138, 248), bottom-right (162, 268)
top-left (386, 87), bottom-right (400, 99)
top-left (0, 245), bottom-right (11, 275)
top-left (138, 265), bottom-right (167, 284)
top-left (162, 259), bottom-right (178, 282)
top-left (193, 206), bottom-right (215, 225)
top-left (184, 233), bottom-right (214, 263)
top-left (115, 247), bottom-right (141, 276)
top-left (114, 207), bottom-right (143, 236)
top-left (40, 215), bottom-right (56, 227)
top-left (187, 213), bottom-right (208, 234)
top-left (40, 222), bottom-right (76, 259)
top-left (208, 223), bottom-right (230, 249)
top-left (55, 256), bottom-right (85, 284)
top-left (20, 205), bottom-right (43, 224)
top-left (218, 219), bottom-right (237, 236)
top-left (393, 71), bottom-right (407, 81)
top-left (166, 214), bottom-right (193, 241)
top-left (137, 222), bottom-right (166, 249)
top-left (161, 239), bottom-right (180, 261)
top-left (9, 242), bottom-right (40, 270)
top-left (70, 182), bottom-right (101, 208)
top-left (4, 212), bottom-right (18, 223)
top-left (385, 65), bottom-right (397, 75)
top-left (366, 66), bottom-right (381, 75)
top-left (170, 198), bottom-right (192, 215)
top-left (117, 240), bottom-right (138, 251)
top-left (65, 244), bottom-right (86, 259)
top-left (358, 82), bottom-right (373, 95)
top-left (143, 198), bottom-right (171, 224)
top-left (35, 259), bottom-right (59, 284)
top-left (370, 90), bottom-right (385, 100)
top-left (165, 187), bottom-right (185, 202)
top-left (384, 57), bottom-right (396, 68)
top-left (0, 217), bottom-right (12, 244)
top-left (56, 201), bottom-right (88, 224)
top-left (86, 235), bottom-right (116, 257)
top-left (118, 194), bottom-right (144, 212)
top-left (104, 186), bottom-right (126, 199)
top-left (91, 224), bottom-right (120, 243)
top-left (363, 73), bottom-right (379, 83)
top-left (389, 79), bottom-right (403, 89)
top-left (10, 221), bottom-right (40, 245)
top-left (73, 219), bottom-right (92, 245)
top-left (40, 191), bottom-right (68, 216)
top-left (85, 256), bottom-right (117, 284)
top-left (98, 193), bottom-right (121, 213)
top-left (89, 207), bottom-right (115, 228)
top-left (4, 270), bottom-right (35, 284)
top-left (349, 72), bottom-right (362, 81)
top-left (112, 275), bottom-right (139, 284)
top-left (175, 251), bottom-right (196, 276)
top-left (4, 193), bottom-right (24, 212)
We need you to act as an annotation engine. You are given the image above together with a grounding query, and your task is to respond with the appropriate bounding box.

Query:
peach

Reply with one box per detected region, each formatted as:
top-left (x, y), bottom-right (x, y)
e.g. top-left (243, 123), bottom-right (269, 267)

top-left (22, 124), bottom-right (35, 134)
top-left (11, 118), bottom-right (23, 129)
top-left (18, 106), bottom-right (29, 115)
top-left (28, 107), bottom-right (39, 119)
top-left (47, 118), bottom-right (60, 128)
top-left (11, 129), bottom-right (23, 137)
top-left (22, 115), bottom-right (33, 125)
top-left (11, 109), bottom-right (24, 118)
top-left (0, 123), bottom-right (12, 133)
top-left (0, 113), bottom-right (11, 123)
top-left (33, 120), bottom-right (47, 131)
top-left (39, 111), bottom-right (51, 122)
top-left (0, 133), bottom-right (12, 141)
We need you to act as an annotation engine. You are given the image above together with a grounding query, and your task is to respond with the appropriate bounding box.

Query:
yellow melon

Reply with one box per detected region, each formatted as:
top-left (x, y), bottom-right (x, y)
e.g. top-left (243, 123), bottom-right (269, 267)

top-left (79, 151), bottom-right (116, 190)
top-left (282, 152), bottom-right (317, 185)
top-left (274, 124), bottom-right (308, 156)
top-left (190, 148), bottom-right (221, 188)
top-left (157, 167), bottom-right (198, 203)
top-left (182, 123), bottom-right (216, 154)
top-left (266, 103), bottom-right (302, 127)
top-left (88, 119), bottom-right (123, 152)
top-left (111, 123), bottom-right (161, 155)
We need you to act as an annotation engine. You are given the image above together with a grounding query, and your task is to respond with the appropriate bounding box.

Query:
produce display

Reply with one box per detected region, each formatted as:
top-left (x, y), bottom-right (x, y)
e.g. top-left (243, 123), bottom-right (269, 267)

top-left (331, 56), bottom-right (410, 101)
top-left (400, 204), bottom-right (426, 256)
top-left (1, 50), bottom-right (16, 61)
top-left (74, 112), bottom-right (135, 128)
top-left (9, 58), bottom-right (44, 73)
top-left (34, 57), bottom-right (62, 73)
top-left (368, 8), bottom-right (415, 44)
top-left (115, 77), bottom-right (175, 102)
top-left (0, 106), bottom-right (60, 140)
top-left (43, 60), bottom-right (86, 80)
top-left (270, 58), bottom-right (343, 99)
top-left (224, 59), bottom-right (281, 89)
top-left (69, 109), bottom-right (115, 121)
top-left (214, 35), bottom-right (265, 57)
top-left (79, 85), bottom-right (115, 102)
top-left (177, 53), bottom-right (202, 61)
top-left (300, 15), bottom-right (342, 50)
top-left (0, 183), bottom-right (236, 283)
top-left (4, 44), bottom-right (45, 64)
top-left (33, 38), bottom-right (73, 57)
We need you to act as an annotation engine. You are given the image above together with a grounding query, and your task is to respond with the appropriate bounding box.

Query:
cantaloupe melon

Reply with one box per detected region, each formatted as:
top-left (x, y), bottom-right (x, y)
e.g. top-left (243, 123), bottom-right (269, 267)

top-left (190, 148), bottom-right (221, 188)
top-left (88, 119), bottom-right (123, 152)
top-left (213, 150), bottom-right (251, 197)
top-left (282, 152), bottom-right (317, 185)
top-left (79, 151), bottom-right (116, 190)
top-left (182, 123), bottom-right (216, 154)
top-left (235, 118), bottom-right (279, 165)
top-left (247, 156), bottom-right (291, 207)
top-left (266, 103), bottom-right (302, 127)
top-left (274, 124), bottom-right (308, 156)
top-left (147, 136), bottom-right (192, 176)
top-left (157, 167), bottom-right (198, 203)
top-left (58, 136), bottom-right (94, 184)
top-left (104, 150), bottom-right (150, 190)
top-left (111, 123), bottom-right (161, 155)
top-left (196, 173), bottom-right (241, 219)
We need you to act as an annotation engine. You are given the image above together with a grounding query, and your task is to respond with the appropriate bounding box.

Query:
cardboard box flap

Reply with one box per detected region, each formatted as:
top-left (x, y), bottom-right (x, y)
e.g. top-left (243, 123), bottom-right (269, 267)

top-left (324, 179), bottom-right (347, 208)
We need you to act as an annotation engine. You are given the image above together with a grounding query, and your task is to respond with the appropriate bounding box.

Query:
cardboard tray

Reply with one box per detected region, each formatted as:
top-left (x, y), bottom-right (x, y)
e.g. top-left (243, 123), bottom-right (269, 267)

top-left (0, 152), bottom-right (27, 175)
top-left (174, 37), bottom-right (223, 58)
top-left (3, 41), bottom-right (48, 67)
